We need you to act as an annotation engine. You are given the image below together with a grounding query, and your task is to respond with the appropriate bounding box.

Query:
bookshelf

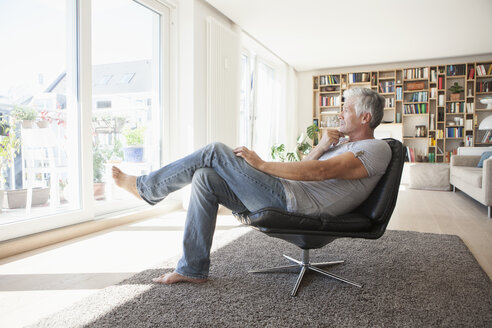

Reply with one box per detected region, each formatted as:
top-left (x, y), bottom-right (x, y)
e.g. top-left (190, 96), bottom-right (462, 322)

top-left (311, 60), bottom-right (492, 163)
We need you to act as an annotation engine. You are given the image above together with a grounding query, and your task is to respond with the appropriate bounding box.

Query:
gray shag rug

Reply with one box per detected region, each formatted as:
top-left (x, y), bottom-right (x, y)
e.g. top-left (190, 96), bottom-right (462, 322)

top-left (31, 230), bottom-right (492, 328)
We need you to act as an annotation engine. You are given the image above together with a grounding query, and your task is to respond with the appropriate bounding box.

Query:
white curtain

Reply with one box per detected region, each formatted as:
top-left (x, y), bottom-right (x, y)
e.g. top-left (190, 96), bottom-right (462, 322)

top-left (252, 60), bottom-right (280, 160)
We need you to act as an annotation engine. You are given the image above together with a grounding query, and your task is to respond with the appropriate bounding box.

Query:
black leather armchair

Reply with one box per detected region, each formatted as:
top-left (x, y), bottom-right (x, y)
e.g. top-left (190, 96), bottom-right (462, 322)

top-left (233, 138), bottom-right (405, 296)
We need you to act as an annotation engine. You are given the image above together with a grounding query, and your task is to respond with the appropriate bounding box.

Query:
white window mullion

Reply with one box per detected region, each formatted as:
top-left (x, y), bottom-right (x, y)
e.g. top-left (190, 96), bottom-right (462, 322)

top-left (79, 0), bottom-right (95, 217)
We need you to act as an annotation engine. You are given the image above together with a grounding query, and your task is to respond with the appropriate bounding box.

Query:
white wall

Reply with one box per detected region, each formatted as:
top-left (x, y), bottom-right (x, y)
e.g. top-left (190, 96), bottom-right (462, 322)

top-left (193, 0), bottom-right (239, 149)
top-left (297, 53), bottom-right (492, 138)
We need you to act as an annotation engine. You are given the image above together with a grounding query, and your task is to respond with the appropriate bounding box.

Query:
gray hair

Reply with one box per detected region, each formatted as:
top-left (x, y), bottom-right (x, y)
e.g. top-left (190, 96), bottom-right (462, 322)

top-left (343, 87), bottom-right (384, 129)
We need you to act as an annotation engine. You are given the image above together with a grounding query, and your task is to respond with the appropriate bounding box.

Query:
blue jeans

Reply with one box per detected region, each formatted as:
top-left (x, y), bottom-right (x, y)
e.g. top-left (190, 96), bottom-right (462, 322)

top-left (136, 142), bottom-right (287, 279)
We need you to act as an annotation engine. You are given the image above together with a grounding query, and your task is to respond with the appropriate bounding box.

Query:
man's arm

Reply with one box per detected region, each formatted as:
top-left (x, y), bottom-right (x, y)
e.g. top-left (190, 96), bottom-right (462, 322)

top-left (233, 147), bottom-right (368, 181)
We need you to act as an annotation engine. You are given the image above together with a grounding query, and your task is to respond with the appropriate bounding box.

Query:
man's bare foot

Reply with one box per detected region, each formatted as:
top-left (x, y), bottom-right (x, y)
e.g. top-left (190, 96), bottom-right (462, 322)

top-left (152, 272), bottom-right (207, 285)
top-left (112, 166), bottom-right (143, 200)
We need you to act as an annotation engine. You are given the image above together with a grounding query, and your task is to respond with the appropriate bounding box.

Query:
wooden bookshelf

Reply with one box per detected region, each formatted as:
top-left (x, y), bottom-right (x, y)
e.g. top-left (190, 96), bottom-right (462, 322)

top-left (311, 60), bottom-right (492, 163)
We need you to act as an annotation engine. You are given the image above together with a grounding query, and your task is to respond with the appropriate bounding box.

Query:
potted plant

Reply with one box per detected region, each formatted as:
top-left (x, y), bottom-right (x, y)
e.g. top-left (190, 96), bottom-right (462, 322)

top-left (122, 126), bottom-right (146, 162)
top-left (93, 144), bottom-right (106, 200)
top-left (11, 105), bottom-right (38, 128)
top-left (449, 82), bottom-right (464, 101)
top-left (270, 125), bottom-right (319, 162)
top-left (37, 111), bottom-right (51, 128)
top-left (0, 120), bottom-right (21, 212)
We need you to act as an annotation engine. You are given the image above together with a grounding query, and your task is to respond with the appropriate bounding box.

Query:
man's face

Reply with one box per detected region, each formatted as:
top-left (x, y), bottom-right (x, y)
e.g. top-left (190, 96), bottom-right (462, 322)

top-left (339, 99), bottom-right (364, 135)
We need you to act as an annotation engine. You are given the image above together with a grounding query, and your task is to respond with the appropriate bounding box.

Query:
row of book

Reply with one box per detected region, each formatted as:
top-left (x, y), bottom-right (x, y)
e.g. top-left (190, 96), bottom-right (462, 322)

top-left (384, 98), bottom-right (394, 108)
top-left (465, 119), bottom-right (474, 130)
top-left (319, 95), bottom-right (340, 107)
top-left (465, 135), bottom-right (474, 146)
top-left (435, 130), bottom-right (444, 139)
top-left (438, 94), bottom-right (445, 106)
top-left (319, 75), bottom-right (340, 85)
top-left (481, 130), bottom-right (492, 143)
top-left (476, 64), bottom-right (492, 76)
top-left (466, 102), bottom-right (475, 113)
top-left (445, 150), bottom-right (458, 163)
top-left (446, 127), bottom-right (463, 138)
top-left (379, 81), bottom-right (394, 93)
top-left (447, 65), bottom-right (466, 76)
top-left (405, 147), bottom-right (419, 162)
top-left (438, 77), bottom-right (445, 90)
top-left (404, 104), bottom-right (427, 114)
top-left (405, 147), bottom-right (437, 163)
top-left (430, 70), bottom-right (438, 83)
top-left (430, 87), bottom-right (437, 99)
top-left (446, 102), bottom-right (465, 113)
top-left (396, 86), bottom-right (402, 100)
top-left (407, 91), bottom-right (428, 103)
top-left (348, 73), bottom-right (370, 83)
top-left (468, 68), bottom-right (476, 80)
top-left (404, 67), bottom-right (429, 80)
top-left (477, 81), bottom-right (491, 93)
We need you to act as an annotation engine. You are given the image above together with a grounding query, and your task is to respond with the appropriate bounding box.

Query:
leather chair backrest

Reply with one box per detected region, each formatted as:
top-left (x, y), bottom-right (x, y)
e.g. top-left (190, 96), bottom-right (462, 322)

top-left (353, 138), bottom-right (405, 225)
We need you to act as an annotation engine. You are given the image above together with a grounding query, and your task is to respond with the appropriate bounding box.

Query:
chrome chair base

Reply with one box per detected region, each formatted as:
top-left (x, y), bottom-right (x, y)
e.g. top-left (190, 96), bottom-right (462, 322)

top-left (249, 249), bottom-right (362, 296)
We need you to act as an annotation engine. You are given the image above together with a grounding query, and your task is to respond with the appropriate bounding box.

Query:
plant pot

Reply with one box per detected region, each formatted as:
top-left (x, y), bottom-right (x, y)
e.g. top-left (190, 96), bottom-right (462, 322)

top-left (6, 187), bottom-right (50, 208)
top-left (93, 182), bottom-right (106, 200)
top-left (21, 120), bottom-right (35, 129)
top-left (123, 146), bottom-right (144, 162)
top-left (450, 93), bottom-right (461, 101)
top-left (37, 120), bottom-right (50, 128)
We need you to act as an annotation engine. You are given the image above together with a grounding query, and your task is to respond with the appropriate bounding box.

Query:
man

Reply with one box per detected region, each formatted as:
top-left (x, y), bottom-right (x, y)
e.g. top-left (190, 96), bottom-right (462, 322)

top-left (112, 87), bottom-right (391, 284)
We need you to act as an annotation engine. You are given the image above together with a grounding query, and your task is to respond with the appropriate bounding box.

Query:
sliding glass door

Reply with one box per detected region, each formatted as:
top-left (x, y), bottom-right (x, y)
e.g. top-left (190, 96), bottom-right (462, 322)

top-left (0, 0), bottom-right (81, 225)
top-left (0, 0), bottom-right (172, 241)
top-left (91, 0), bottom-right (168, 214)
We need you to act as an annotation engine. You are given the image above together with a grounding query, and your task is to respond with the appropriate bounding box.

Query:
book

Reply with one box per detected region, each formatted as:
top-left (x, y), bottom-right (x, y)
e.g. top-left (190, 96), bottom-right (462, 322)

top-left (468, 68), bottom-right (475, 80)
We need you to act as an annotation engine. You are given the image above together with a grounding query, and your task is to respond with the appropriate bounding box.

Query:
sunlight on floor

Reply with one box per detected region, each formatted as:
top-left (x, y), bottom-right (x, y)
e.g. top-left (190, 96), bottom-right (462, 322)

top-left (0, 208), bottom-right (248, 328)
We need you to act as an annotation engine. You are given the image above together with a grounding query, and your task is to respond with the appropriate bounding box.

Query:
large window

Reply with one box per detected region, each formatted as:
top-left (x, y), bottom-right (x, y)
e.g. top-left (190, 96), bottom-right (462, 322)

top-left (91, 0), bottom-right (166, 214)
top-left (0, 0), bottom-right (80, 225)
top-left (239, 53), bottom-right (252, 147)
top-left (0, 0), bottom-right (172, 241)
top-left (239, 52), bottom-right (281, 160)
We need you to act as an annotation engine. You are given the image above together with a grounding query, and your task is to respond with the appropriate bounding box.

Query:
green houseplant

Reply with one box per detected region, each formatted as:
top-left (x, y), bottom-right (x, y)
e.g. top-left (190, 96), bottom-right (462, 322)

top-left (270, 124), bottom-right (319, 162)
top-left (122, 126), bottom-right (146, 162)
top-left (92, 144), bottom-right (106, 200)
top-left (92, 141), bottom-right (123, 200)
top-left (449, 82), bottom-right (464, 101)
top-left (11, 106), bottom-right (38, 128)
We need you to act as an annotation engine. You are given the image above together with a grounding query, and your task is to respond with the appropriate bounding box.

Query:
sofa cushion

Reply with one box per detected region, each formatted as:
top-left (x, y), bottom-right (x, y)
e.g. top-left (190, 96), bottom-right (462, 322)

top-left (477, 151), bottom-right (492, 168)
top-left (451, 166), bottom-right (483, 188)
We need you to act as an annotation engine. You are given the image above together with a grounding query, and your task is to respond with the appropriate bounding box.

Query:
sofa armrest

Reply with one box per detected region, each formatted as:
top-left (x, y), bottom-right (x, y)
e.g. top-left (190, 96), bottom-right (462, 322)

top-left (450, 155), bottom-right (481, 167)
top-left (483, 158), bottom-right (492, 206)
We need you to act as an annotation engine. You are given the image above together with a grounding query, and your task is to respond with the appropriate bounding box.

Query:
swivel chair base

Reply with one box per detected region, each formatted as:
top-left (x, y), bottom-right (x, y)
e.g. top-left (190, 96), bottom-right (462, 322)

top-left (249, 249), bottom-right (362, 296)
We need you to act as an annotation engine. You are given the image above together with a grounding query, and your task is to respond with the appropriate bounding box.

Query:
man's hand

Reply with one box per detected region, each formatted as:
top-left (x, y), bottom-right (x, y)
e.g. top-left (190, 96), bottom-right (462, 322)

top-left (233, 146), bottom-right (265, 170)
top-left (317, 128), bottom-right (344, 152)
top-left (303, 128), bottom-right (345, 161)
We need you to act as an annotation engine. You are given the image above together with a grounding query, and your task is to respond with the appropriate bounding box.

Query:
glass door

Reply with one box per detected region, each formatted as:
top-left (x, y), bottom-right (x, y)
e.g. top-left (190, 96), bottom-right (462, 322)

top-left (0, 0), bottom-right (80, 225)
top-left (91, 0), bottom-right (169, 214)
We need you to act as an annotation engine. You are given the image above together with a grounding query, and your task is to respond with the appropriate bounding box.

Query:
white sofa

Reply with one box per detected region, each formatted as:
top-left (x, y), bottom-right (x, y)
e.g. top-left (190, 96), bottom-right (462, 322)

top-left (450, 148), bottom-right (492, 218)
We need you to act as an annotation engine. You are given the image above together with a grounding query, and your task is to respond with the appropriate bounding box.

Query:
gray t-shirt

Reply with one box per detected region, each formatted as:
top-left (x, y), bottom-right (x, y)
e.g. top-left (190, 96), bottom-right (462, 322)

top-left (279, 138), bottom-right (391, 216)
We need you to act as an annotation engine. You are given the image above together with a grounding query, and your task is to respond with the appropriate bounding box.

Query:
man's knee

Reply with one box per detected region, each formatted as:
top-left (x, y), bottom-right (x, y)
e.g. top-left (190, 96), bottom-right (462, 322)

top-left (192, 168), bottom-right (218, 190)
top-left (207, 141), bottom-right (231, 154)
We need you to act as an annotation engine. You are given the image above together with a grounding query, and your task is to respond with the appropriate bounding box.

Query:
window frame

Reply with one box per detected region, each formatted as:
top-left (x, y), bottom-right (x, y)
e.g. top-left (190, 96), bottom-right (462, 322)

top-left (0, 0), bottom-right (177, 242)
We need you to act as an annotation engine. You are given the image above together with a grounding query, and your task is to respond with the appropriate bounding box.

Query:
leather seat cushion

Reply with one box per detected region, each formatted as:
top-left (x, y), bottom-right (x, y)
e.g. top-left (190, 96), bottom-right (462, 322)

top-left (234, 208), bottom-right (372, 233)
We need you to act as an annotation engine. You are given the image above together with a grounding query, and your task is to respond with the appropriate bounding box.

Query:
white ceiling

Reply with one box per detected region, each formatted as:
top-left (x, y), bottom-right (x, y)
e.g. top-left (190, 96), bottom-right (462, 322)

top-left (205, 0), bottom-right (492, 72)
